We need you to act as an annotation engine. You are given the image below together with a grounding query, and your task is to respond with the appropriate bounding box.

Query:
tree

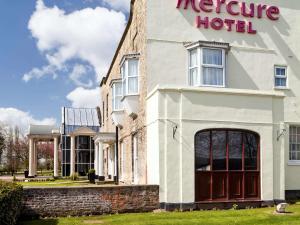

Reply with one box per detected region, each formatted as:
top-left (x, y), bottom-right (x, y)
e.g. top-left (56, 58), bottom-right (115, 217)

top-left (0, 130), bottom-right (5, 167)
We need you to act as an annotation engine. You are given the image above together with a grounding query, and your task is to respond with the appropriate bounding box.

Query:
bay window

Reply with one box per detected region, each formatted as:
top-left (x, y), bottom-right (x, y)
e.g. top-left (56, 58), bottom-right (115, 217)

top-left (112, 81), bottom-right (123, 111)
top-left (121, 58), bottom-right (139, 96)
top-left (189, 47), bottom-right (226, 87)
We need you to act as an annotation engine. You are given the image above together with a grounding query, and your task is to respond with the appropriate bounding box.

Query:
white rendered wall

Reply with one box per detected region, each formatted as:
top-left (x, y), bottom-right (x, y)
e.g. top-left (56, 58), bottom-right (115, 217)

top-left (147, 87), bottom-right (285, 204)
top-left (145, 0), bottom-right (300, 195)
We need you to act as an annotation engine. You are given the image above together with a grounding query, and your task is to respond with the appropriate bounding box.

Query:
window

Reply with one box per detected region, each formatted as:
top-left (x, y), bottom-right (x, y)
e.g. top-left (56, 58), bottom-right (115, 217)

top-left (102, 101), bottom-right (105, 124)
top-left (289, 126), bottom-right (300, 161)
top-left (121, 58), bottom-right (139, 96)
top-left (132, 134), bottom-right (138, 184)
top-left (120, 142), bottom-right (125, 180)
top-left (106, 94), bottom-right (109, 119)
top-left (112, 81), bottom-right (123, 111)
top-left (189, 48), bottom-right (225, 87)
top-left (275, 66), bottom-right (287, 88)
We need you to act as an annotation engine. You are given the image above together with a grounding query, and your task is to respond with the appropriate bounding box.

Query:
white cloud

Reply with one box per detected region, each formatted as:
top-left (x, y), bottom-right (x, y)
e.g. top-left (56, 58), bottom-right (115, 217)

top-left (66, 87), bottom-right (100, 108)
top-left (0, 108), bottom-right (56, 134)
top-left (103, 0), bottom-right (130, 12)
top-left (69, 64), bottom-right (93, 88)
top-left (24, 0), bottom-right (126, 83)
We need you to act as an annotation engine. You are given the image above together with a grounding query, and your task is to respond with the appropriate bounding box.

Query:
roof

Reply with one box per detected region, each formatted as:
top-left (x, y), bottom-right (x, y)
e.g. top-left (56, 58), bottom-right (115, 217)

top-left (100, 0), bottom-right (136, 87)
top-left (28, 125), bottom-right (59, 135)
top-left (63, 107), bottom-right (100, 127)
top-left (62, 107), bottom-right (101, 135)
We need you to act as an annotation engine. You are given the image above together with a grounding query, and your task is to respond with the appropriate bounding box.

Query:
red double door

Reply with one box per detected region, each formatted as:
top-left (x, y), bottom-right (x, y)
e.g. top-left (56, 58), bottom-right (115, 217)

top-left (195, 129), bottom-right (260, 202)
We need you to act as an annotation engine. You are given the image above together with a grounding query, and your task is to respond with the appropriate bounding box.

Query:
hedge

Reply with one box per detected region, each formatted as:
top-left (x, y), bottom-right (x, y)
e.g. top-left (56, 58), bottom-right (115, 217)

top-left (0, 181), bottom-right (23, 225)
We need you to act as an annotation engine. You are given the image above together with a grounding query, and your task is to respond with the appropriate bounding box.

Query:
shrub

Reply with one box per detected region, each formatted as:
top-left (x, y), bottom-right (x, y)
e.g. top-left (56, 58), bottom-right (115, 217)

top-left (88, 169), bottom-right (96, 174)
top-left (70, 172), bottom-right (79, 181)
top-left (0, 181), bottom-right (23, 225)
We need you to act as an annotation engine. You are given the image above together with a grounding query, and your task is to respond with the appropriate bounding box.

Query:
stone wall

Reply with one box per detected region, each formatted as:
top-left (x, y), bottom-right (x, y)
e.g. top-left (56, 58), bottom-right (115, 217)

top-left (21, 185), bottom-right (159, 218)
top-left (100, 0), bottom-right (148, 185)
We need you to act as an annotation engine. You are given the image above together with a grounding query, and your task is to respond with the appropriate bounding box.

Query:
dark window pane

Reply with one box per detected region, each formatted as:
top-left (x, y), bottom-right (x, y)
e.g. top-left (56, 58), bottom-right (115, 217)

top-left (212, 131), bottom-right (226, 170)
top-left (62, 136), bottom-right (71, 149)
top-left (244, 133), bottom-right (258, 170)
top-left (228, 131), bottom-right (242, 170)
top-left (195, 131), bottom-right (211, 171)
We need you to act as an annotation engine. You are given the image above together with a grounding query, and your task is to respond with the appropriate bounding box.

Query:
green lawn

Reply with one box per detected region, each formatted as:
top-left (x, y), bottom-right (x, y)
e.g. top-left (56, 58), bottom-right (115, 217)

top-left (18, 202), bottom-right (300, 225)
top-left (17, 179), bottom-right (96, 187)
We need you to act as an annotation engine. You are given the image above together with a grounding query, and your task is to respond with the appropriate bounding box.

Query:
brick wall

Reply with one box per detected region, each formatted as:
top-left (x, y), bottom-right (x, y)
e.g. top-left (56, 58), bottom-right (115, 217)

top-left (22, 185), bottom-right (159, 218)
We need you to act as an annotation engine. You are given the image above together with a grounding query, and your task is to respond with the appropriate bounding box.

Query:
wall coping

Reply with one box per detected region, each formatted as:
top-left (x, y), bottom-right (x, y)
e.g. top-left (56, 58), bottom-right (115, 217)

top-left (23, 184), bottom-right (158, 190)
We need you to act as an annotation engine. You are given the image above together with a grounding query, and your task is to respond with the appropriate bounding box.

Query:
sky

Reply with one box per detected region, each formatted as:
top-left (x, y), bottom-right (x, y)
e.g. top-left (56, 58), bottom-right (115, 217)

top-left (0, 0), bottom-right (130, 133)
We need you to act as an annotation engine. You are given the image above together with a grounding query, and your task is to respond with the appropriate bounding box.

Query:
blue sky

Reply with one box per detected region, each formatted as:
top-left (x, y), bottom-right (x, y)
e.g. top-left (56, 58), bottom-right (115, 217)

top-left (0, 0), bottom-right (129, 132)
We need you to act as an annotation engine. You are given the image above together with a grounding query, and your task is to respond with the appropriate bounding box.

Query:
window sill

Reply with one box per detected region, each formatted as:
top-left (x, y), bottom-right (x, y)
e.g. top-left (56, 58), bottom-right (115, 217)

top-left (288, 161), bottom-right (300, 166)
top-left (274, 87), bottom-right (290, 90)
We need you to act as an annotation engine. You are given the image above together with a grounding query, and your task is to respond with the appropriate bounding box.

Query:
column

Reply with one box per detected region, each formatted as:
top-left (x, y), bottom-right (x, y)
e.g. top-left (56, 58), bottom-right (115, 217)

top-left (53, 136), bottom-right (59, 177)
top-left (70, 135), bottom-right (76, 175)
top-left (94, 142), bottom-right (99, 176)
top-left (98, 142), bottom-right (104, 181)
top-left (33, 141), bottom-right (37, 176)
top-left (28, 138), bottom-right (34, 177)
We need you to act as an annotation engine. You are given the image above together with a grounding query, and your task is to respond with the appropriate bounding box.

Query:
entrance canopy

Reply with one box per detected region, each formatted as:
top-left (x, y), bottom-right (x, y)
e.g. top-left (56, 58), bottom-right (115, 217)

top-left (28, 125), bottom-right (60, 140)
top-left (27, 125), bottom-right (60, 178)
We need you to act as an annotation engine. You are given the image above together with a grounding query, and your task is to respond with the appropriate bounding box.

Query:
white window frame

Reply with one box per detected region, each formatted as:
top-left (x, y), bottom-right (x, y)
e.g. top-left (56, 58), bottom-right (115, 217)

top-left (112, 81), bottom-right (123, 112)
top-left (132, 134), bottom-right (138, 184)
top-left (121, 58), bottom-right (139, 96)
top-left (120, 142), bottom-right (125, 181)
top-left (274, 65), bottom-right (288, 89)
top-left (289, 125), bottom-right (300, 164)
top-left (188, 47), bottom-right (226, 88)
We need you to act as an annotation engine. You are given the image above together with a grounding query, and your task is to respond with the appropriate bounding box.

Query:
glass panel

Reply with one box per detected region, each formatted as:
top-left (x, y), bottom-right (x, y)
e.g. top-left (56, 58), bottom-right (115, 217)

top-left (212, 130), bottom-right (226, 170)
top-left (244, 133), bottom-right (258, 170)
top-left (128, 77), bottom-right (138, 94)
top-left (112, 82), bottom-right (123, 111)
top-left (275, 78), bottom-right (286, 87)
top-left (203, 67), bottom-right (223, 86)
top-left (195, 131), bottom-right (211, 171)
top-left (128, 59), bottom-right (138, 77)
top-left (228, 131), bottom-right (242, 170)
top-left (77, 136), bottom-right (90, 149)
top-left (121, 63), bottom-right (126, 96)
top-left (189, 68), bottom-right (199, 86)
top-left (275, 67), bottom-right (286, 76)
top-left (77, 150), bottom-right (90, 163)
top-left (115, 82), bottom-right (122, 95)
top-left (190, 49), bottom-right (198, 67)
top-left (203, 49), bottom-right (222, 65)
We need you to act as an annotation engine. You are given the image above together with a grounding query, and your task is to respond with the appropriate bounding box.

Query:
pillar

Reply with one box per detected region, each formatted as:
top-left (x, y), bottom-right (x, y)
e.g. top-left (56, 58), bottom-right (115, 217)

top-left (70, 135), bottom-right (76, 175)
top-left (98, 142), bottom-right (104, 181)
top-left (94, 142), bottom-right (99, 176)
top-left (28, 138), bottom-right (34, 177)
top-left (33, 141), bottom-right (37, 176)
top-left (53, 136), bottom-right (59, 177)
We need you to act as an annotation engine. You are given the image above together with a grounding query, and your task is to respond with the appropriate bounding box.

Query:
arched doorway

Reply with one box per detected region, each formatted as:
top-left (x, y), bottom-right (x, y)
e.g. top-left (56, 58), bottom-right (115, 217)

top-left (195, 129), bottom-right (260, 202)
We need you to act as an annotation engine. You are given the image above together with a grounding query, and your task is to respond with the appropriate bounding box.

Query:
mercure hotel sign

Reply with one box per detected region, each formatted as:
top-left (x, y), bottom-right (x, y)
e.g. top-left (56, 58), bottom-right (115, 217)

top-left (176, 0), bottom-right (280, 34)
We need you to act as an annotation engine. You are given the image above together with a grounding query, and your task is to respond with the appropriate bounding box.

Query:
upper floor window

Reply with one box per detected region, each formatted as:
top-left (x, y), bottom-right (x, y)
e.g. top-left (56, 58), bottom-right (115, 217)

top-left (274, 66), bottom-right (287, 88)
top-left (290, 126), bottom-right (300, 161)
top-left (121, 58), bottom-right (139, 96)
top-left (112, 81), bottom-right (123, 111)
top-left (189, 47), bottom-right (225, 87)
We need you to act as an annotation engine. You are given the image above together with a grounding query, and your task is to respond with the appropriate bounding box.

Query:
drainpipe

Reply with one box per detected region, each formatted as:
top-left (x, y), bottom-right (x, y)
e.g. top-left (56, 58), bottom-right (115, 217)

top-left (115, 126), bottom-right (119, 185)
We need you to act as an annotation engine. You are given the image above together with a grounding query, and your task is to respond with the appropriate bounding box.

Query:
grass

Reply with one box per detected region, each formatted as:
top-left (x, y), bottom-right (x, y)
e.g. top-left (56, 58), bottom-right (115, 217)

top-left (18, 202), bottom-right (300, 225)
top-left (17, 179), bottom-right (96, 187)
